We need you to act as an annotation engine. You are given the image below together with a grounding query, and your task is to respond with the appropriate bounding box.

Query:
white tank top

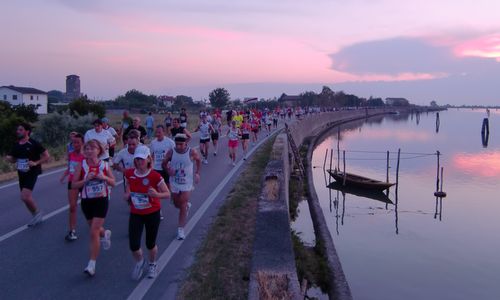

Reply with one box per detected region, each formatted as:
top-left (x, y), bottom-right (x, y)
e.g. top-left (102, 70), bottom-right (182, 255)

top-left (199, 122), bottom-right (210, 139)
top-left (169, 147), bottom-right (194, 191)
top-left (228, 128), bottom-right (239, 141)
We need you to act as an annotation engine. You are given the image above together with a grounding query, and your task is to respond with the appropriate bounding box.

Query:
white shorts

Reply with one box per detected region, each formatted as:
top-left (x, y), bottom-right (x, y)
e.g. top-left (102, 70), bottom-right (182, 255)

top-left (170, 184), bottom-right (194, 194)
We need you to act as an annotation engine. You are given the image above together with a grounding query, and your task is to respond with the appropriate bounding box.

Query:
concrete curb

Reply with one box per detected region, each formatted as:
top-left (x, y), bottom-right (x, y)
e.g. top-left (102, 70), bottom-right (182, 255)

top-left (248, 133), bottom-right (301, 300)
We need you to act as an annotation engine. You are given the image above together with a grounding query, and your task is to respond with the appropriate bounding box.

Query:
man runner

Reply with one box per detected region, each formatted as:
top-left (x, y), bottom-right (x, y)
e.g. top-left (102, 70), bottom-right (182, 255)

top-left (162, 134), bottom-right (201, 240)
top-left (6, 123), bottom-right (50, 226)
top-left (194, 114), bottom-right (214, 164)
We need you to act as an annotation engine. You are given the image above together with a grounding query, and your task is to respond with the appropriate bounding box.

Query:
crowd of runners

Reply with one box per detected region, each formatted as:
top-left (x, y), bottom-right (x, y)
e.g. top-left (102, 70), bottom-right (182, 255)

top-left (5, 105), bottom-right (315, 279)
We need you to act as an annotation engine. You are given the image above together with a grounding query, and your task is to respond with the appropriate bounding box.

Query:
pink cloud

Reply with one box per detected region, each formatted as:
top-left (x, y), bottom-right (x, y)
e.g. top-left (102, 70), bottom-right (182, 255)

top-left (454, 34), bottom-right (500, 60)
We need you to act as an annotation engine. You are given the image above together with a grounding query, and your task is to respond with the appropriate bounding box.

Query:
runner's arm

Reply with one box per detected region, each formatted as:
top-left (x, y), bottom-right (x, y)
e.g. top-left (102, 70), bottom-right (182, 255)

top-left (71, 162), bottom-right (85, 189)
top-left (183, 129), bottom-right (192, 142)
top-left (30, 150), bottom-right (50, 167)
top-left (191, 148), bottom-right (201, 184)
top-left (162, 149), bottom-right (173, 174)
top-left (149, 180), bottom-right (170, 199)
top-left (5, 155), bottom-right (15, 163)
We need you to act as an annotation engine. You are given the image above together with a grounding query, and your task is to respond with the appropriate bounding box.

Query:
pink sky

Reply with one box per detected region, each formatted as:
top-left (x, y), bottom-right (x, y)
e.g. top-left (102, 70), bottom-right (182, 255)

top-left (1, 0), bottom-right (500, 104)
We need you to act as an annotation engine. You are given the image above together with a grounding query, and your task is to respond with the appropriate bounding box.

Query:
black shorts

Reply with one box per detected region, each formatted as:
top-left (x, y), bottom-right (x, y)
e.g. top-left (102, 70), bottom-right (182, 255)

top-left (155, 169), bottom-right (169, 185)
top-left (129, 210), bottom-right (161, 251)
top-left (109, 147), bottom-right (115, 158)
top-left (81, 197), bottom-right (109, 220)
top-left (242, 133), bottom-right (250, 140)
top-left (200, 138), bottom-right (210, 144)
top-left (18, 171), bottom-right (38, 191)
top-left (211, 132), bottom-right (219, 141)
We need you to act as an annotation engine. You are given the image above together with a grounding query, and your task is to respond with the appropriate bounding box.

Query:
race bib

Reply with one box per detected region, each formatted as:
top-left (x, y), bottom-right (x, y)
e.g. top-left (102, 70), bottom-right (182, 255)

top-left (85, 180), bottom-right (107, 198)
top-left (130, 192), bottom-right (152, 210)
top-left (155, 151), bottom-right (165, 165)
top-left (69, 161), bottom-right (78, 174)
top-left (174, 167), bottom-right (187, 184)
top-left (17, 159), bottom-right (30, 172)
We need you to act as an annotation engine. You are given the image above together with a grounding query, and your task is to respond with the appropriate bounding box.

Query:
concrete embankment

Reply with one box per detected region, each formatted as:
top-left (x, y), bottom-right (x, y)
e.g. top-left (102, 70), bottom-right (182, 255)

top-left (249, 108), bottom-right (405, 300)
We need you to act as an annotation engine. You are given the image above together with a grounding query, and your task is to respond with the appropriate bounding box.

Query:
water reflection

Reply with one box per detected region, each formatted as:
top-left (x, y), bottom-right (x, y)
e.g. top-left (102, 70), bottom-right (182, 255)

top-left (452, 151), bottom-right (500, 177)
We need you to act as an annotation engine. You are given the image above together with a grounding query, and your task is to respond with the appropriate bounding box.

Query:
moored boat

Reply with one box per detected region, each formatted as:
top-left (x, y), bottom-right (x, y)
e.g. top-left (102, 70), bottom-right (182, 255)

top-left (327, 169), bottom-right (395, 191)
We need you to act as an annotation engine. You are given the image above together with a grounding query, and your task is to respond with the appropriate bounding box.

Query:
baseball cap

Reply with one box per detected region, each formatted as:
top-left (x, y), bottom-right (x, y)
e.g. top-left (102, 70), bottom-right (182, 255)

top-left (134, 145), bottom-right (150, 159)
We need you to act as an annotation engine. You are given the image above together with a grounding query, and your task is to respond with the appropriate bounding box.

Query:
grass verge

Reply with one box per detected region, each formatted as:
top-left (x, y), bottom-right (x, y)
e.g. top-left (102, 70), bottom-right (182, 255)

top-left (177, 138), bottom-right (275, 300)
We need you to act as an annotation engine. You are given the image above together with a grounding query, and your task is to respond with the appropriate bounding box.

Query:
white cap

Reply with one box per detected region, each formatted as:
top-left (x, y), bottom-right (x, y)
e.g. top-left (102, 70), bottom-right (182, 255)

top-left (134, 145), bottom-right (150, 159)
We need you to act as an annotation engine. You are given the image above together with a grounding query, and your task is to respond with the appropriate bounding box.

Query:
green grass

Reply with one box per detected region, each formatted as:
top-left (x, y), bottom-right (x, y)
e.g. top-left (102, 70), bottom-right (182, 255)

top-left (177, 138), bottom-right (275, 300)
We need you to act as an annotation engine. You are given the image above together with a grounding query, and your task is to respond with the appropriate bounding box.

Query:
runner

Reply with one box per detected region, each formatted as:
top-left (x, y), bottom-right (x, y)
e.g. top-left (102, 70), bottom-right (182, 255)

top-left (179, 108), bottom-right (188, 129)
top-left (194, 114), bottom-right (214, 164)
top-left (145, 112), bottom-right (154, 139)
top-left (170, 118), bottom-right (192, 142)
top-left (226, 120), bottom-right (241, 166)
top-left (240, 117), bottom-right (251, 160)
top-left (102, 118), bottom-right (118, 158)
top-left (6, 123), bottom-right (50, 226)
top-left (164, 112), bottom-right (173, 137)
top-left (84, 119), bottom-right (116, 161)
top-left (272, 111), bottom-right (279, 129)
top-left (123, 117), bottom-right (148, 144)
top-left (210, 113), bottom-right (222, 156)
top-left (162, 134), bottom-right (201, 240)
top-left (72, 139), bottom-right (116, 277)
top-left (59, 133), bottom-right (84, 241)
top-left (124, 146), bottom-right (170, 280)
top-left (250, 115), bottom-right (260, 144)
top-left (149, 125), bottom-right (174, 220)
top-left (113, 130), bottom-right (141, 173)
top-left (265, 112), bottom-right (273, 135)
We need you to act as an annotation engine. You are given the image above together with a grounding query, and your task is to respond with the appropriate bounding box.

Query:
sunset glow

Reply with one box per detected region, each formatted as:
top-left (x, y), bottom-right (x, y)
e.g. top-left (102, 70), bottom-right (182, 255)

top-left (452, 151), bottom-right (500, 177)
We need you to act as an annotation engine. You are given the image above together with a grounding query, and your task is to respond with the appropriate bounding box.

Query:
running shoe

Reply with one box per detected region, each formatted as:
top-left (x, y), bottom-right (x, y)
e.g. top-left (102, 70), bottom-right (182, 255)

top-left (147, 263), bottom-right (158, 279)
top-left (213, 152), bottom-right (217, 156)
top-left (132, 259), bottom-right (146, 280)
top-left (102, 230), bottom-right (112, 250)
top-left (84, 263), bottom-right (96, 277)
top-left (177, 227), bottom-right (186, 240)
top-left (27, 211), bottom-right (43, 227)
top-left (65, 230), bottom-right (78, 241)
top-left (232, 162), bottom-right (236, 167)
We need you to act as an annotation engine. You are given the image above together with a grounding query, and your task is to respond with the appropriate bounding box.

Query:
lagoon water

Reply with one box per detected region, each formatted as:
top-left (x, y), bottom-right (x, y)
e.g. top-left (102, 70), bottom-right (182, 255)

top-left (306, 109), bottom-right (500, 300)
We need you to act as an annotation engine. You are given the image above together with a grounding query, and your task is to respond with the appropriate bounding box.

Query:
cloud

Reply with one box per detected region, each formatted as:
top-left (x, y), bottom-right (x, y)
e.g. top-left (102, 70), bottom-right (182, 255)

top-left (330, 37), bottom-right (461, 76)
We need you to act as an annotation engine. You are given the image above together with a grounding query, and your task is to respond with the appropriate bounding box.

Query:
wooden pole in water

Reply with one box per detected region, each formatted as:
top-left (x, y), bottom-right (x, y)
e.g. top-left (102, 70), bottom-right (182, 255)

top-left (440, 167), bottom-right (444, 192)
top-left (343, 150), bottom-right (347, 186)
top-left (337, 128), bottom-right (340, 170)
top-left (386, 151), bottom-right (390, 183)
top-left (436, 151), bottom-right (440, 192)
top-left (396, 149), bottom-right (401, 187)
top-left (329, 149), bottom-right (333, 172)
top-left (323, 148), bottom-right (328, 170)
top-left (482, 118), bottom-right (489, 135)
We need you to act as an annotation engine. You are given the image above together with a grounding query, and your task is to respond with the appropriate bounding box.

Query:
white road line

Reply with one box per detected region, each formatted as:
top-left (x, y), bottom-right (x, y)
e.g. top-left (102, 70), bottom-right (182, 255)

top-left (0, 179), bottom-right (125, 244)
top-left (0, 167), bottom-right (66, 190)
top-left (126, 131), bottom-right (277, 300)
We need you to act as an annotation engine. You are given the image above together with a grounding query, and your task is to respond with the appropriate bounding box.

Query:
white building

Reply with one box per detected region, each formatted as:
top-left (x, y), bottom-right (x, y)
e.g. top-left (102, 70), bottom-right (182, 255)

top-left (0, 85), bottom-right (48, 114)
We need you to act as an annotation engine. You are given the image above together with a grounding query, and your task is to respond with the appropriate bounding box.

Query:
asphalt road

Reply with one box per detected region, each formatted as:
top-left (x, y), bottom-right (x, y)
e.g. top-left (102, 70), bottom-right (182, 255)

top-left (0, 122), bottom-right (285, 300)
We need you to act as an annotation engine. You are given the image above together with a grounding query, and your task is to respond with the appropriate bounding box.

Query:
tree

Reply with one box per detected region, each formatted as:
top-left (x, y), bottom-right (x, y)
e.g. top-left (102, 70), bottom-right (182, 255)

top-left (209, 88), bottom-right (230, 109)
top-left (69, 96), bottom-right (105, 118)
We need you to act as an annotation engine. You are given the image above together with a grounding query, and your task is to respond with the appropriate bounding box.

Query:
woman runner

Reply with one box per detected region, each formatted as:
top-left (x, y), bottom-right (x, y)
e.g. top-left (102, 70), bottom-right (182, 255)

top-left (72, 139), bottom-right (116, 277)
top-left (226, 121), bottom-right (241, 166)
top-left (124, 146), bottom-right (170, 280)
top-left (60, 133), bottom-right (84, 241)
top-left (240, 117), bottom-right (251, 160)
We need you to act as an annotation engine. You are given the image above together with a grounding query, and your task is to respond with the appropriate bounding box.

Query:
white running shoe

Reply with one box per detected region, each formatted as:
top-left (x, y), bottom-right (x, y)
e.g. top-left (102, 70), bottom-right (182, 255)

top-left (101, 230), bottom-right (112, 250)
top-left (27, 211), bottom-right (43, 227)
top-left (84, 263), bottom-right (96, 277)
top-left (147, 263), bottom-right (157, 279)
top-left (232, 162), bottom-right (236, 167)
top-left (131, 259), bottom-right (146, 280)
top-left (177, 227), bottom-right (186, 240)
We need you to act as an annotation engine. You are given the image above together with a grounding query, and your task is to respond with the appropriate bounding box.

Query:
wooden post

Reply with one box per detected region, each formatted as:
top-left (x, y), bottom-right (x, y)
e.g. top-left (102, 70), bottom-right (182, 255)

top-left (436, 151), bottom-right (440, 192)
top-left (343, 150), bottom-right (347, 186)
top-left (436, 112), bottom-right (440, 133)
top-left (329, 149), bottom-right (333, 172)
top-left (482, 118), bottom-right (489, 135)
top-left (337, 128), bottom-right (341, 170)
top-left (396, 149), bottom-right (401, 187)
top-left (386, 151), bottom-right (390, 183)
top-left (323, 148), bottom-right (328, 170)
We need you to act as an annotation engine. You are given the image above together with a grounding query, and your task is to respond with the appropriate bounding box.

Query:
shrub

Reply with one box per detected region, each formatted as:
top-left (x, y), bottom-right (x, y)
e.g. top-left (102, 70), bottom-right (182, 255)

top-left (33, 112), bottom-right (96, 147)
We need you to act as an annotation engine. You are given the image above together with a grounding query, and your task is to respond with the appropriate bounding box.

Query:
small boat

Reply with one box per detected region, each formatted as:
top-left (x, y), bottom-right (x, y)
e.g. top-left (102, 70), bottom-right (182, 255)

top-left (327, 169), bottom-right (395, 191)
top-left (327, 182), bottom-right (393, 204)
